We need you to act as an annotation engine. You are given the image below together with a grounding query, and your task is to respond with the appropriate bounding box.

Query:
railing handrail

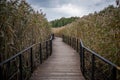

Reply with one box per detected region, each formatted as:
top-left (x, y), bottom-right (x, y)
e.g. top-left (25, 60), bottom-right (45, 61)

top-left (80, 39), bottom-right (120, 70)
top-left (63, 35), bottom-right (120, 80)
top-left (0, 34), bottom-right (54, 66)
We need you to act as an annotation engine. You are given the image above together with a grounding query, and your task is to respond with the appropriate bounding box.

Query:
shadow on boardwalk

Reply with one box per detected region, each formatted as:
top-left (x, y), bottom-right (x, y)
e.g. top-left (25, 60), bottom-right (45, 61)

top-left (30, 37), bottom-right (85, 80)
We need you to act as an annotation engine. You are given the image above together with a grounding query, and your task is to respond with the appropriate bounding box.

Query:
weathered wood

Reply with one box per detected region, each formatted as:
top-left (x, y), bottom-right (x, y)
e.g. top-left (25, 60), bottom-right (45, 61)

top-left (30, 37), bottom-right (85, 80)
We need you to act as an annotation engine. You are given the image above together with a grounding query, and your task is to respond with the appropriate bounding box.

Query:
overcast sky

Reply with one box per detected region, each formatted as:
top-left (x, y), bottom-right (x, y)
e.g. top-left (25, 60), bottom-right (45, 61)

top-left (26, 0), bottom-right (115, 21)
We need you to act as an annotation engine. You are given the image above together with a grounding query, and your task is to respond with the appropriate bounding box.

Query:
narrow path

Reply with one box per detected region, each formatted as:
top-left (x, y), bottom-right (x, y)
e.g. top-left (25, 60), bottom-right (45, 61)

top-left (30, 37), bottom-right (85, 80)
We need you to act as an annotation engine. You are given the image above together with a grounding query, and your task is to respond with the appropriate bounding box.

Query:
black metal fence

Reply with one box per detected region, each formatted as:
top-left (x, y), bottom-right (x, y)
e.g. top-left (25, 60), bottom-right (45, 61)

top-left (0, 34), bottom-right (54, 80)
top-left (62, 35), bottom-right (120, 80)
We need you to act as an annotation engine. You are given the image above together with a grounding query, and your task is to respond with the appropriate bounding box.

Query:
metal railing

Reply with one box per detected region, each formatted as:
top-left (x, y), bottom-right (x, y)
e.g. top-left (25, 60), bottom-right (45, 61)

top-left (62, 35), bottom-right (120, 80)
top-left (0, 34), bottom-right (54, 80)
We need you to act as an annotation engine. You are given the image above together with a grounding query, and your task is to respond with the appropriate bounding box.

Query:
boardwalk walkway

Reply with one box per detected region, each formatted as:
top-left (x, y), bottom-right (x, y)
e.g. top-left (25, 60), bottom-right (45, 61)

top-left (30, 37), bottom-right (85, 80)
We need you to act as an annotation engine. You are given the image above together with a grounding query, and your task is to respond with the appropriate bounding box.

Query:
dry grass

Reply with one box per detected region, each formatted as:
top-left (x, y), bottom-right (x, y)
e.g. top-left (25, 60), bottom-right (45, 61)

top-left (0, 0), bottom-right (51, 62)
top-left (57, 5), bottom-right (120, 66)
top-left (52, 27), bottom-right (65, 36)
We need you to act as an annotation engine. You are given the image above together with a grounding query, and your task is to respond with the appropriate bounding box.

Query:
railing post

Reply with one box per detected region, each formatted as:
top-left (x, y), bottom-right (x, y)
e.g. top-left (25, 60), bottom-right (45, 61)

top-left (19, 54), bottom-right (23, 80)
top-left (0, 66), bottom-right (3, 80)
top-left (82, 47), bottom-right (85, 75)
top-left (39, 43), bottom-right (42, 64)
top-left (30, 48), bottom-right (33, 73)
top-left (75, 38), bottom-right (77, 50)
top-left (72, 38), bottom-right (74, 48)
top-left (71, 37), bottom-right (72, 47)
top-left (73, 38), bottom-right (74, 48)
top-left (79, 41), bottom-right (82, 69)
top-left (73, 38), bottom-right (75, 49)
top-left (91, 54), bottom-right (95, 80)
top-left (0, 53), bottom-right (2, 80)
top-left (50, 40), bottom-right (52, 56)
top-left (111, 67), bottom-right (117, 80)
top-left (80, 41), bottom-right (83, 71)
top-left (52, 34), bottom-right (54, 40)
top-left (64, 35), bottom-right (65, 42)
top-left (69, 36), bottom-right (70, 45)
top-left (46, 41), bottom-right (48, 59)
top-left (80, 41), bottom-right (85, 75)
top-left (70, 37), bottom-right (71, 46)
top-left (77, 39), bottom-right (79, 52)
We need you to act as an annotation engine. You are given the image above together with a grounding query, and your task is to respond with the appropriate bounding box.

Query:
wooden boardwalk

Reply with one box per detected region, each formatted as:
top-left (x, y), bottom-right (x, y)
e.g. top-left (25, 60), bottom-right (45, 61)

top-left (30, 37), bottom-right (85, 80)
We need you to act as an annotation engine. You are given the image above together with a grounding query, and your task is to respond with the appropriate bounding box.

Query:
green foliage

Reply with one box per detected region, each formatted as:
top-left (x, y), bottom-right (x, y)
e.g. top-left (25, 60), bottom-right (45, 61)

top-left (59, 5), bottom-right (120, 66)
top-left (0, 0), bottom-right (51, 62)
top-left (50, 17), bottom-right (79, 27)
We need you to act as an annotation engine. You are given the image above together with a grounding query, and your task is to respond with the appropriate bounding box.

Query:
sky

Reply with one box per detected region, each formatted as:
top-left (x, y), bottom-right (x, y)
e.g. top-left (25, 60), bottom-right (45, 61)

top-left (26, 0), bottom-right (115, 21)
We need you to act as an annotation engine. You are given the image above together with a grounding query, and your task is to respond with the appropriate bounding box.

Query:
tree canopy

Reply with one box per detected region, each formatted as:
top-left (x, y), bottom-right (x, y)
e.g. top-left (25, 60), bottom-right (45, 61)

top-left (50, 17), bottom-right (79, 27)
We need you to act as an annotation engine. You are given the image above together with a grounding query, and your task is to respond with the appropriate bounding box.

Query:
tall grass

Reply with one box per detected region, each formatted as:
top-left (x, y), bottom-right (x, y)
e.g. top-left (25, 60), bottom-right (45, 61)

top-left (0, 0), bottom-right (51, 62)
top-left (58, 5), bottom-right (120, 66)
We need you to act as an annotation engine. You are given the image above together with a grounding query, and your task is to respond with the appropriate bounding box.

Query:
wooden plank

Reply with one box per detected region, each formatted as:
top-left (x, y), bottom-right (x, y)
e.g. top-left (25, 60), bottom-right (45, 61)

top-left (30, 37), bottom-right (85, 80)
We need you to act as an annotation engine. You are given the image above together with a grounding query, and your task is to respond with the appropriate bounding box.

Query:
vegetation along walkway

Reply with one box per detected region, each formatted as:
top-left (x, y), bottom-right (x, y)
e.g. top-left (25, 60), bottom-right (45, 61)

top-left (30, 37), bottom-right (85, 80)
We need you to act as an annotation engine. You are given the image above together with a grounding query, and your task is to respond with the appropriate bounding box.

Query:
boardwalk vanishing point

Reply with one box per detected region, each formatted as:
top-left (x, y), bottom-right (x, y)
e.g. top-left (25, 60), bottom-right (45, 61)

top-left (30, 37), bottom-right (85, 80)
